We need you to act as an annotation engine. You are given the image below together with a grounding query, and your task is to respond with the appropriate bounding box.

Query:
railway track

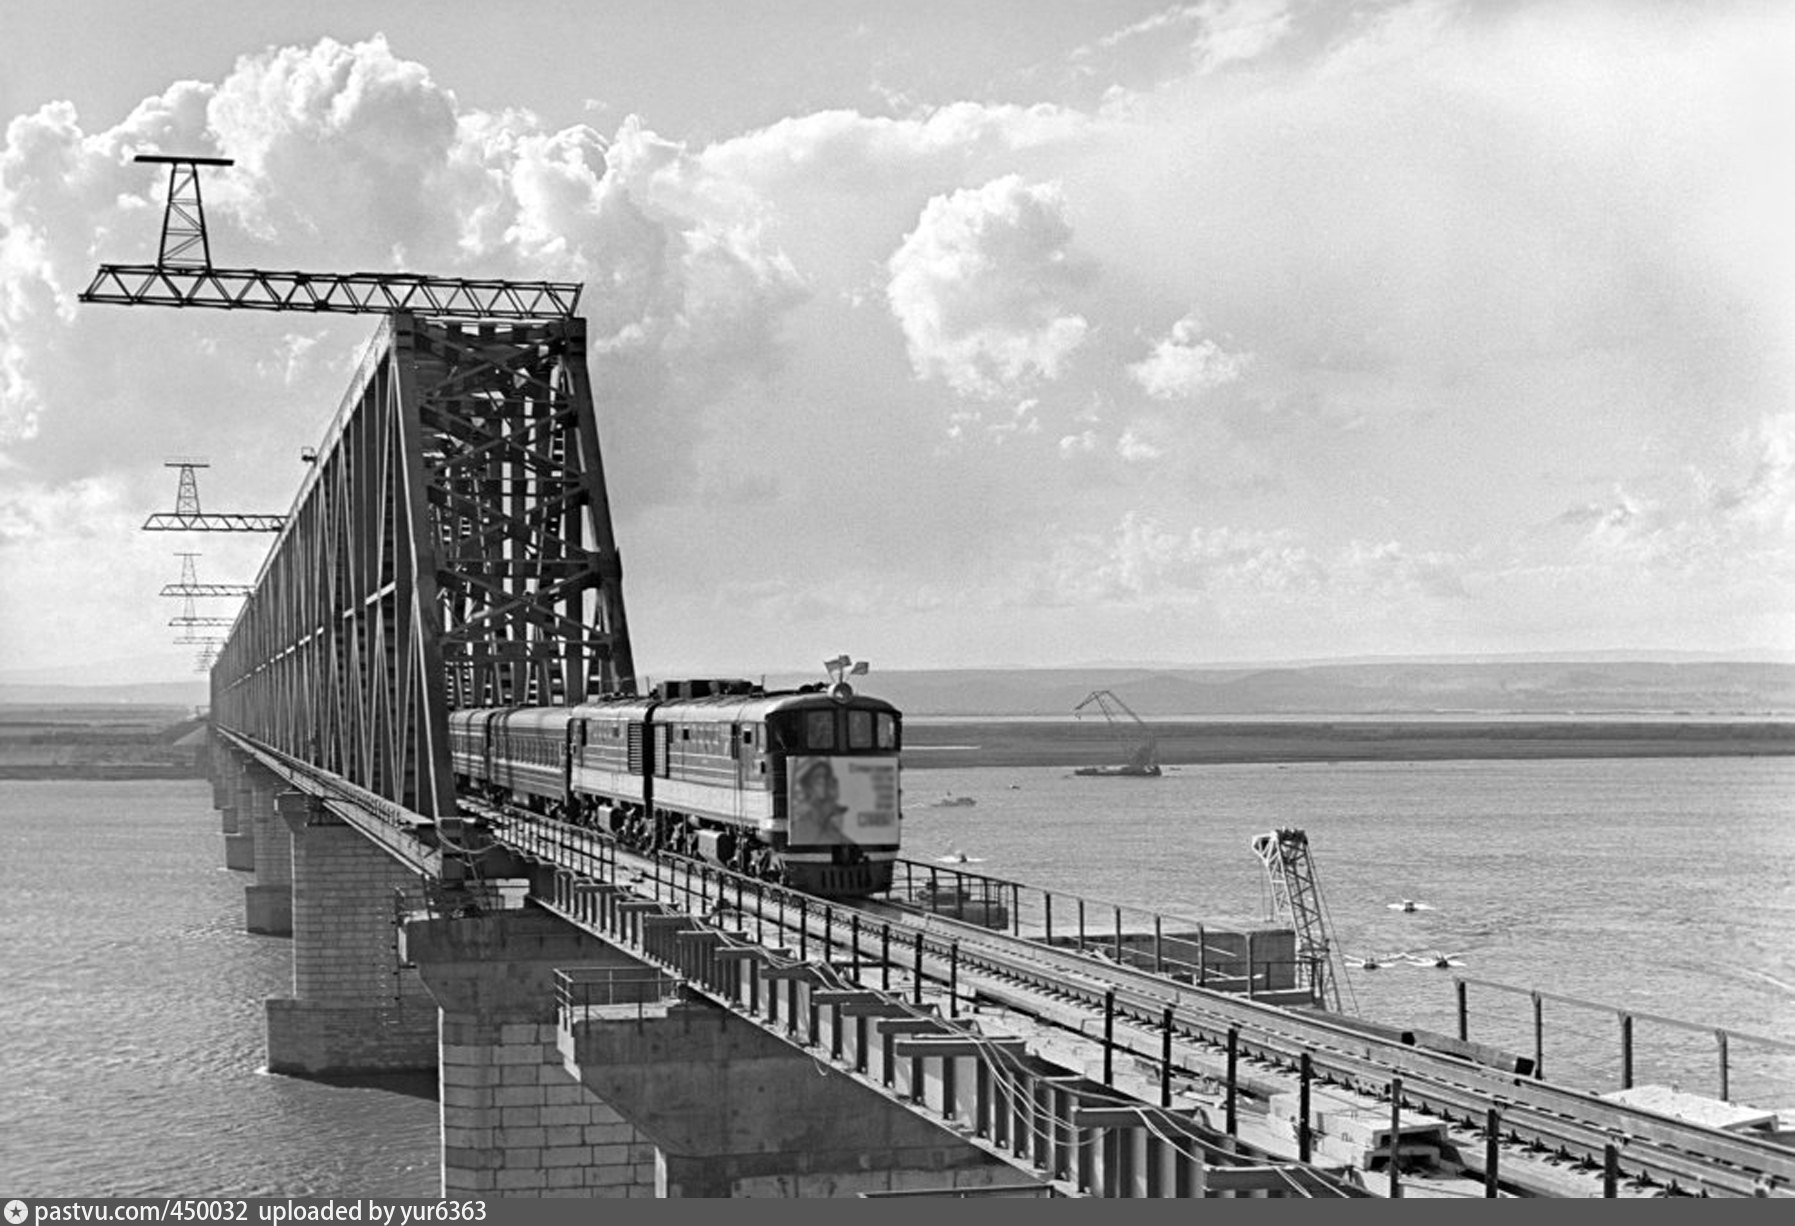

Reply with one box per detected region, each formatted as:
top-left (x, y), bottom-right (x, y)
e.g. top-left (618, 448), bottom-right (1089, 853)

top-left (485, 810), bottom-right (1792, 1198)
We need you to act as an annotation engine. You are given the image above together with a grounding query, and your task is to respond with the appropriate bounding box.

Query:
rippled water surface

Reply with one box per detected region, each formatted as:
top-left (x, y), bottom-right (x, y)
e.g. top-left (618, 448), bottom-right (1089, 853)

top-left (0, 781), bottom-right (438, 1197)
top-left (904, 756), bottom-right (1795, 1100)
top-left (2, 760), bottom-right (1791, 1194)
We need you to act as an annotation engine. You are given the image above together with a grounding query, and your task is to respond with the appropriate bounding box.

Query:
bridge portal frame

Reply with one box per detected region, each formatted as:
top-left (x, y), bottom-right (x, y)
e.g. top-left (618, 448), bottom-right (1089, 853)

top-left (212, 311), bottom-right (635, 817)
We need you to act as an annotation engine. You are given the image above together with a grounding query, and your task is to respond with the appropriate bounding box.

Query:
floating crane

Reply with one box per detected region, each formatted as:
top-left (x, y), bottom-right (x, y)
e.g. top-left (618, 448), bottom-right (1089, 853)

top-left (1252, 828), bottom-right (1351, 1014)
top-left (1072, 689), bottom-right (1162, 777)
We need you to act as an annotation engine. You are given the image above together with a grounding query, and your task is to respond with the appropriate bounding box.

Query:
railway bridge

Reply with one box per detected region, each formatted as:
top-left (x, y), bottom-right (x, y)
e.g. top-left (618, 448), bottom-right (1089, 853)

top-left (96, 157), bottom-right (1791, 1199)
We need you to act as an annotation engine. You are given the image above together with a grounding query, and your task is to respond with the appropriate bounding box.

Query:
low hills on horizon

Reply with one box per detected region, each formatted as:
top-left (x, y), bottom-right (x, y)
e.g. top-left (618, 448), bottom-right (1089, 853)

top-left (821, 659), bottom-right (1795, 718)
top-left (6, 656), bottom-right (1791, 718)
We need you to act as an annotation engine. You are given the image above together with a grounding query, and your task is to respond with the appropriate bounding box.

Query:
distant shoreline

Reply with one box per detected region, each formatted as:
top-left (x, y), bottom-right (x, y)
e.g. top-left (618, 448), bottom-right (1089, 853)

top-left (900, 718), bottom-right (1795, 769)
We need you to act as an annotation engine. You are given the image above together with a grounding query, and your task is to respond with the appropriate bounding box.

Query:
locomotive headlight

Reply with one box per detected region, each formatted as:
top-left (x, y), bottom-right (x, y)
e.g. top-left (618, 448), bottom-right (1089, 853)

top-left (830, 681), bottom-right (854, 702)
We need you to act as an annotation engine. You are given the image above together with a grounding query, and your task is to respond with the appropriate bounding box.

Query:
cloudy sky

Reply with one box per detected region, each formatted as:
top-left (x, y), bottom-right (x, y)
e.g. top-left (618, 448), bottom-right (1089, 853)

top-left (2, 0), bottom-right (1791, 684)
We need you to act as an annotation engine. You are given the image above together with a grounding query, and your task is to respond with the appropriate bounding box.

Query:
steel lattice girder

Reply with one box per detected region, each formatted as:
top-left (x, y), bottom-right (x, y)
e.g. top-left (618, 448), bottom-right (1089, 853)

top-left (160, 583), bottom-right (254, 597)
top-left (143, 513), bottom-right (286, 531)
top-left (211, 313), bottom-right (635, 818)
top-left (80, 265), bottom-right (582, 319)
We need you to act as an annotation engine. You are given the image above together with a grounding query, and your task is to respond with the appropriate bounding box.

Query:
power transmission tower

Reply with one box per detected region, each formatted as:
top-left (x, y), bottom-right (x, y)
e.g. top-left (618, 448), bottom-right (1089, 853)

top-left (81, 155), bottom-right (583, 319)
top-left (143, 458), bottom-right (285, 532)
top-left (160, 552), bottom-right (253, 599)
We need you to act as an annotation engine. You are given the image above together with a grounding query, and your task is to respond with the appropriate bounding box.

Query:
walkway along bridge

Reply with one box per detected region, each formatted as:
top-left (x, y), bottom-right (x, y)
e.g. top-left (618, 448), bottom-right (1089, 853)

top-left (97, 156), bottom-right (1792, 1199)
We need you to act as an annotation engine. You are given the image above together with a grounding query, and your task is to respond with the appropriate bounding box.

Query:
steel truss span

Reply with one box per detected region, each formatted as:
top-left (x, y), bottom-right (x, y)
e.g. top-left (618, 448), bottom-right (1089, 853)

top-left (80, 265), bottom-right (582, 319)
top-left (212, 312), bottom-right (635, 817)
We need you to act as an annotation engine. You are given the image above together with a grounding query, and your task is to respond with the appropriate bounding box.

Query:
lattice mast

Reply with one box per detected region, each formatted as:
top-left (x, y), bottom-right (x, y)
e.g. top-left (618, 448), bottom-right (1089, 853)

top-left (144, 458), bottom-right (286, 532)
top-left (159, 552), bottom-right (254, 599)
top-left (1252, 828), bottom-right (1348, 1013)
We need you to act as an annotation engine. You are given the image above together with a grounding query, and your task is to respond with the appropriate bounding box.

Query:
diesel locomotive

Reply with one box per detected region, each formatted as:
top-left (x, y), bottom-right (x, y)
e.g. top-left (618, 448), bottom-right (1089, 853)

top-left (448, 679), bottom-right (902, 898)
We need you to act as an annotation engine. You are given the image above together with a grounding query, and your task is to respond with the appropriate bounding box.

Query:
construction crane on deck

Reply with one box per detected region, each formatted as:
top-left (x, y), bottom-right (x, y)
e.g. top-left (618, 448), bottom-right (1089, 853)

top-left (1072, 689), bottom-right (1162, 777)
top-left (1252, 828), bottom-right (1350, 1015)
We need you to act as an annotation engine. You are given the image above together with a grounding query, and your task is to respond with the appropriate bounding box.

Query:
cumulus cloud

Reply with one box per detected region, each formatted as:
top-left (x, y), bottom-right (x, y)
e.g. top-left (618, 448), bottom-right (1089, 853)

top-left (885, 174), bottom-right (1091, 400)
top-left (1115, 428), bottom-right (1163, 463)
top-left (1338, 539), bottom-right (1468, 601)
top-left (5, 7), bottom-right (1792, 674)
top-left (1128, 314), bottom-right (1250, 400)
top-left (1024, 510), bottom-right (1324, 607)
top-left (1547, 414), bottom-right (1795, 580)
top-left (0, 35), bottom-right (808, 509)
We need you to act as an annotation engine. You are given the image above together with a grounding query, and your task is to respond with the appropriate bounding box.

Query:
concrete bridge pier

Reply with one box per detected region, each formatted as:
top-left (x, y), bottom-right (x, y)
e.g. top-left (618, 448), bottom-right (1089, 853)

top-left (210, 748), bottom-right (238, 815)
top-left (243, 787), bottom-right (297, 936)
top-left (264, 800), bottom-right (437, 1077)
top-left (222, 758), bottom-right (256, 872)
top-left (401, 909), bottom-right (659, 1198)
top-left (214, 751), bottom-right (245, 837)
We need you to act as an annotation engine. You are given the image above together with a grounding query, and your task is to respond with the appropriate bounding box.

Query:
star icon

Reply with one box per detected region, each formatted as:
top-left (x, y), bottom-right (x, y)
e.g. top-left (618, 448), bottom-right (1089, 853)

top-left (5, 1200), bottom-right (29, 1225)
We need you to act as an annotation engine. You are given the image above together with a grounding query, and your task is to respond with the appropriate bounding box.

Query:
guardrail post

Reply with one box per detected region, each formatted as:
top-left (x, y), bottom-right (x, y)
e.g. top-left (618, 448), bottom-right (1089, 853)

top-left (949, 941), bottom-right (960, 1017)
top-left (1077, 897), bottom-right (1086, 952)
top-left (1532, 991), bottom-right (1544, 1080)
top-left (1619, 1012), bottom-right (1634, 1090)
top-left (1103, 989), bottom-right (1116, 1085)
top-left (1485, 1107), bottom-right (1501, 1198)
top-left (1457, 977), bottom-right (1469, 1042)
top-left (851, 914), bottom-right (861, 985)
top-left (798, 898), bottom-right (808, 961)
top-left (1225, 1027), bottom-right (1239, 1136)
top-left (754, 881), bottom-right (765, 944)
top-left (1602, 1138), bottom-right (1619, 1198)
top-left (1045, 893), bottom-right (1053, 946)
top-left (823, 905), bottom-right (833, 965)
top-left (1389, 1078), bottom-right (1403, 1198)
top-left (913, 932), bottom-right (925, 1006)
top-left (882, 923), bottom-right (892, 992)
top-left (1113, 909), bottom-right (1123, 963)
top-left (1298, 1050), bottom-right (1312, 1162)
top-left (1160, 1006), bottom-right (1174, 1108)
top-left (1154, 915), bottom-right (1164, 975)
top-left (1246, 931), bottom-right (1256, 1001)
top-left (1717, 1029), bottom-right (1730, 1101)
top-left (1198, 924), bottom-right (1208, 987)
top-left (1012, 883), bottom-right (1021, 937)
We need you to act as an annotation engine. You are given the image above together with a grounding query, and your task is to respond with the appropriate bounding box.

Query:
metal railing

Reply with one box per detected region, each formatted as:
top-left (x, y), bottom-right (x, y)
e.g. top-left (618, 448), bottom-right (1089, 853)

top-left (892, 858), bottom-right (1317, 1004)
top-left (1453, 975), bottom-right (1795, 1111)
top-left (554, 965), bottom-right (683, 1026)
top-left (515, 824), bottom-right (1368, 1198)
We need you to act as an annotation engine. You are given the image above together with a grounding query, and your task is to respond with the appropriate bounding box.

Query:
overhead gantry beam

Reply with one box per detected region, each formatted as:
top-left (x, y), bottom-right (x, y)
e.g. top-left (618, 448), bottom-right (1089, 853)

top-left (80, 266), bottom-right (583, 319)
top-left (211, 312), bottom-right (635, 818)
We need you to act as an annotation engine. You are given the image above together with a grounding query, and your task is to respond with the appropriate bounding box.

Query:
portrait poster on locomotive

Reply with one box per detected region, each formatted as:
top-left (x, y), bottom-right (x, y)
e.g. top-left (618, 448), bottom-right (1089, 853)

top-left (788, 755), bottom-right (898, 844)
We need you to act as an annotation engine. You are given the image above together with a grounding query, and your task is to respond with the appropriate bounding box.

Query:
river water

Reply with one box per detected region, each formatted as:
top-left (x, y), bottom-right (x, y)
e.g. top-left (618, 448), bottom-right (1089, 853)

top-left (2, 758), bottom-right (1791, 1194)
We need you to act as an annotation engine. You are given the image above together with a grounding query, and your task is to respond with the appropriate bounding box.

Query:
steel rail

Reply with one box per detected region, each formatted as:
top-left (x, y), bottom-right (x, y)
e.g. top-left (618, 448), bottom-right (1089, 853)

top-left (489, 809), bottom-right (1792, 1198)
top-left (489, 808), bottom-right (1370, 1198)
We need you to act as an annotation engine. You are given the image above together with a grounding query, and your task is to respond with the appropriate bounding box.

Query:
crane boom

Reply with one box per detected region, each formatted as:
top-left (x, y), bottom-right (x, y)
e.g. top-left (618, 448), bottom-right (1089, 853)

top-left (1252, 828), bottom-right (1349, 1014)
top-left (1072, 689), bottom-right (1161, 777)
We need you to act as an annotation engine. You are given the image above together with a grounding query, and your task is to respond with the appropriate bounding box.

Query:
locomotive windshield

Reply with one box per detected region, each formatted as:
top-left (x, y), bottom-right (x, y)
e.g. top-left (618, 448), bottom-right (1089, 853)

top-left (770, 704), bottom-right (899, 754)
